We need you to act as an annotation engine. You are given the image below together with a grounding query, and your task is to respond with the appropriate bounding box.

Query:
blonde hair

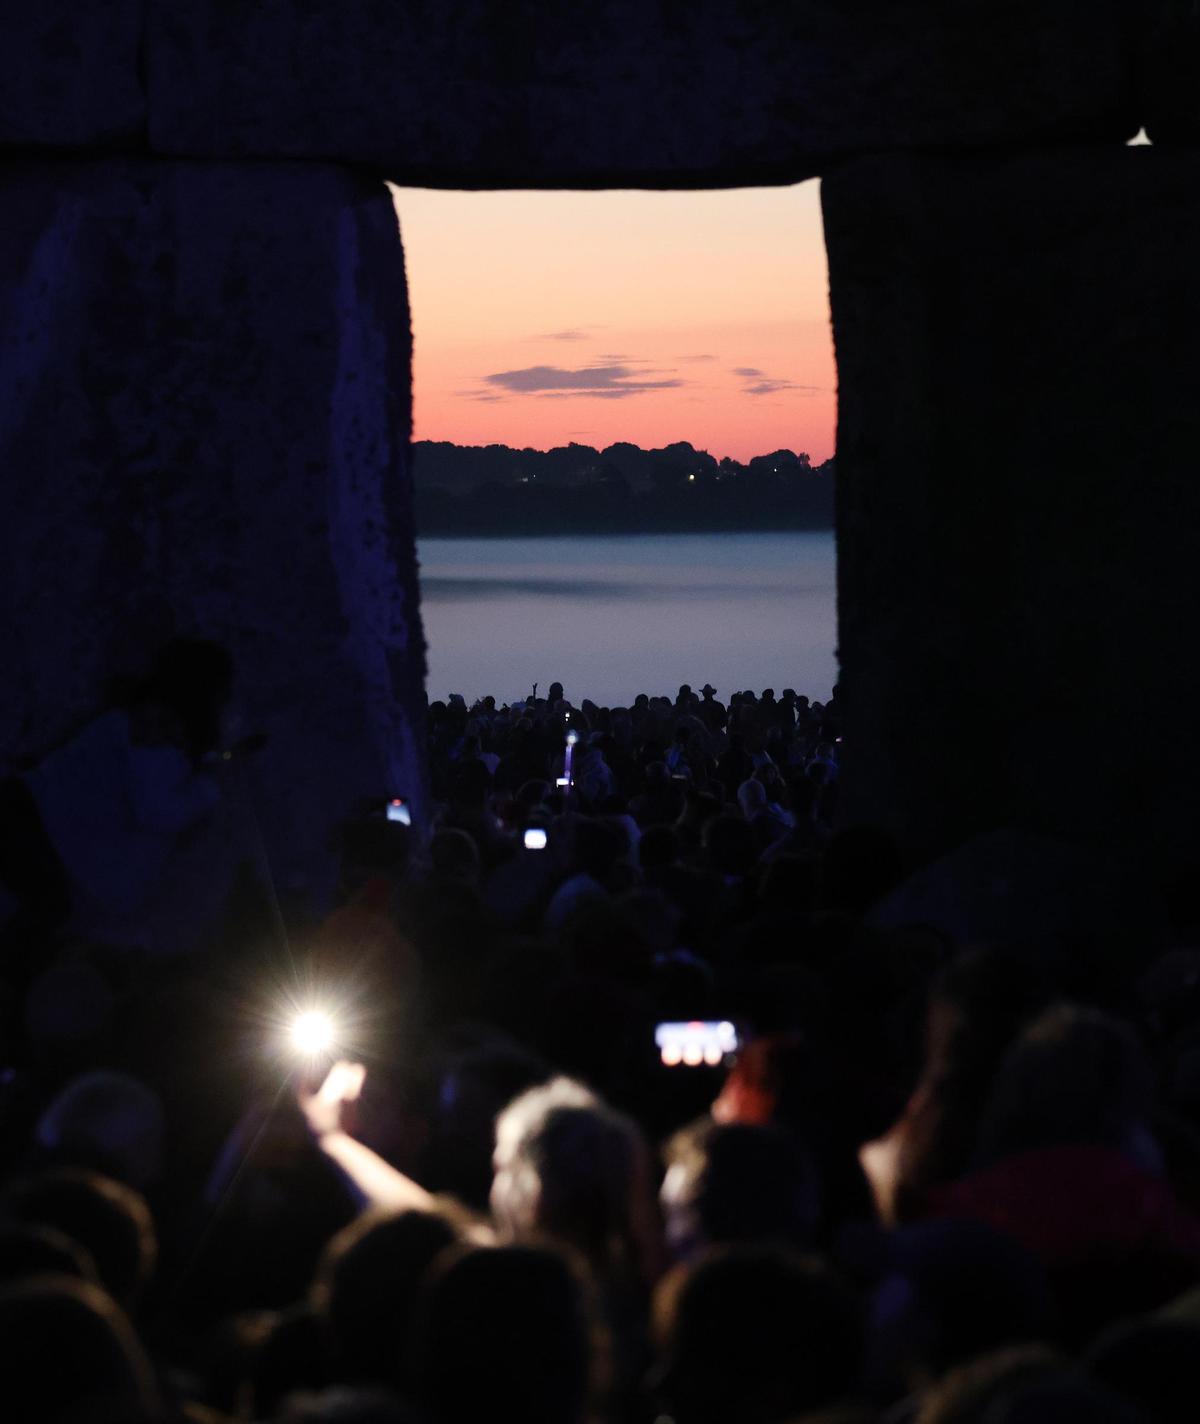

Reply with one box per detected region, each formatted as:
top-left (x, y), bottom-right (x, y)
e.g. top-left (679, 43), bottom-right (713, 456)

top-left (492, 1077), bottom-right (659, 1282)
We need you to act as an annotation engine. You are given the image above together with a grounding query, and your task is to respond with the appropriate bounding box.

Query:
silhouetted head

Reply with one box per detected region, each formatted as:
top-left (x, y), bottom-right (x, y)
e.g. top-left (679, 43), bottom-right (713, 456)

top-left (410, 1244), bottom-right (591, 1424)
top-left (0, 1223), bottom-right (96, 1287)
top-left (34, 1071), bottom-right (165, 1192)
top-left (924, 947), bottom-right (1051, 1077)
top-left (314, 1209), bottom-right (461, 1389)
top-left (516, 779), bottom-right (552, 810)
top-left (644, 760), bottom-right (672, 791)
top-left (759, 855), bottom-right (818, 916)
top-left (338, 809), bottom-right (411, 895)
top-left (657, 1247), bottom-right (863, 1424)
top-left (450, 757), bottom-right (491, 808)
top-left (737, 777), bottom-right (768, 819)
top-left (975, 1003), bottom-right (1156, 1166)
top-left (250, 1305), bottom-right (331, 1417)
top-left (703, 815), bottom-right (756, 878)
top-left (429, 828), bottom-right (480, 884)
top-left (0, 1276), bottom-right (160, 1421)
top-left (548, 681), bottom-right (564, 704)
top-left (639, 824), bottom-right (681, 873)
top-left (661, 1120), bottom-right (818, 1262)
top-left (567, 816), bottom-right (626, 882)
top-left (864, 1219), bottom-right (1056, 1393)
top-left (139, 636), bottom-right (235, 761)
top-left (5, 1168), bottom-right (157, 1309)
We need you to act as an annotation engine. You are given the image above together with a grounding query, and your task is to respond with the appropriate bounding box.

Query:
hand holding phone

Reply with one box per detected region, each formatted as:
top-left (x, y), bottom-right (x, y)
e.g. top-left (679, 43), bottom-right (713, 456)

top-left (298, 1059), bottom-right (367, 1140)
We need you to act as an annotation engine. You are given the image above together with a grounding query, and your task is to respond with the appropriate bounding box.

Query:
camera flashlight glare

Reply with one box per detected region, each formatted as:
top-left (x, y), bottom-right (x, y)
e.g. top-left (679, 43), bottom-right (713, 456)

top-left (290, 1009), bottom-right (336, 1057)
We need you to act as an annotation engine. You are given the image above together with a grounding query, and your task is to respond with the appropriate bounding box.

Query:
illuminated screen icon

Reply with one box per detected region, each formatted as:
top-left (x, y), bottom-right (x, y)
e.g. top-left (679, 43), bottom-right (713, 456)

top-left (555, 776), bottom-right (571, 788)
top-left (523, 828), bottom-right (548, 851)
top-left (655, 1020), bottom-right (738, 1068)
top-left (386, 798), bottom-right (411, 826)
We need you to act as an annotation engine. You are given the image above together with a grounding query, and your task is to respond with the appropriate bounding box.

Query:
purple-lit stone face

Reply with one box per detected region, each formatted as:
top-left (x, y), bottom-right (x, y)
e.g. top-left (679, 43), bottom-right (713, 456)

top-left (0, 162), bottom-right (426, 929)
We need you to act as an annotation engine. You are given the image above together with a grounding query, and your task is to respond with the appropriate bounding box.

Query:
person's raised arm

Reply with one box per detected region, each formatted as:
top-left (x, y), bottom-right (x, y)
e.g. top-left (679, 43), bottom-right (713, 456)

top-left (297, 1061), bottom-right (436, 1215)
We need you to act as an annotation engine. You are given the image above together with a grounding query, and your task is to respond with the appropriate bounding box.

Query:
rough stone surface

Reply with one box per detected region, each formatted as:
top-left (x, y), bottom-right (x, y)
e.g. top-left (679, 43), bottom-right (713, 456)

top-left (823, 150), bottom-right (1200, 867)
top-left (142, 0), bottom-right (1137, 184)
top-left (0, 2), bottom-right (1138, 179)
top-left (0, 1), bottom-right (144, 150)
top-left (0, 161), bottom-right (424, 917)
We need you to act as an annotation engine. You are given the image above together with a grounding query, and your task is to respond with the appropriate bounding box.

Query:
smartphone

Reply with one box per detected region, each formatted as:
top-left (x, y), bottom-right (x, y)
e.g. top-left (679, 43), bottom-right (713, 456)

top-left (555, 776), bottom-right (571, 789)
top-left (523, 827), bottom-right (548, 851)
top-left (655, 1020), bottom-right (738, 1067)
top-left (386, 797), bottom-right (412, 826)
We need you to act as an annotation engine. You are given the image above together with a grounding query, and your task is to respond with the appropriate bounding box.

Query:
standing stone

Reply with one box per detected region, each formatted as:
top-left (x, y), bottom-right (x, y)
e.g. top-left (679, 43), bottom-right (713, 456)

top-left (0, 160), bottom-right (424, 928)
top-left (823, 150), bottom-right (1200, 869)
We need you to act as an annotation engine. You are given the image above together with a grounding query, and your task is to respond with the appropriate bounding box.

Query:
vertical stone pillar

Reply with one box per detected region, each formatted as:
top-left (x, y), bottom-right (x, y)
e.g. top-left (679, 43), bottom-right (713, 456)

top-left (823, 151), bottom-right (1200, 868)
top-left (0, 160), bottom-right (425, 921)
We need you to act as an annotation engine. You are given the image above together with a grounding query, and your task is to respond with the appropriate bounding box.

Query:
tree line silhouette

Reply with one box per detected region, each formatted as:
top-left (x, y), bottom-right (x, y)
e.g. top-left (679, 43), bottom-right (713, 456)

top-left (413, 440), bottom-right (834, 535)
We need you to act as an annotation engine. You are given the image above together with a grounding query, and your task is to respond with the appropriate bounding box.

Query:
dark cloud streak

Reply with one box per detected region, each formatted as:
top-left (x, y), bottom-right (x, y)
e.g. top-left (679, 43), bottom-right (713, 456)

top-left (484, 363), bottom-right (683, 398)
top-left (731, 365), bottom-right (824, 397)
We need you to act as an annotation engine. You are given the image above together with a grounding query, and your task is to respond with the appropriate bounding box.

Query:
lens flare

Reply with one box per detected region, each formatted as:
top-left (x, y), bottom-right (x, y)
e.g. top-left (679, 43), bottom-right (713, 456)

top-left (290, 1009), bottom-right (335, 1057)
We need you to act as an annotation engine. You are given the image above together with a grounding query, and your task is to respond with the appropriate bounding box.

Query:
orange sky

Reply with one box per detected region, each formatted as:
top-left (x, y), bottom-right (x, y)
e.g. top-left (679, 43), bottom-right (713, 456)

top-left (390, 181), bottom-right (835, 465)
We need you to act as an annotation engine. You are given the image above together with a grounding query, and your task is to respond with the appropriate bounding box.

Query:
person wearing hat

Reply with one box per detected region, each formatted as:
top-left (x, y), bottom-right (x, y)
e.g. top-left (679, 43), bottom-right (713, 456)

top-left (698, 683), bottom-right (726, 735)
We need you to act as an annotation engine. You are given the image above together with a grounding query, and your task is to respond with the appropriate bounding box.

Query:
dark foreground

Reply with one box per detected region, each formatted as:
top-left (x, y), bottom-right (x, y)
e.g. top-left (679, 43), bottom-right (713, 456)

top-left (1, 679), bottom-right (1199, 1423)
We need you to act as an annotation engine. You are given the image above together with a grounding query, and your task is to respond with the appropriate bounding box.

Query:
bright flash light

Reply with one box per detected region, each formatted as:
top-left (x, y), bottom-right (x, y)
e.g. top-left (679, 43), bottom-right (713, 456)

top-left (290, 1009), bottom-right (336, 1057)
top-left (566, 730), bottom-right (579, 746)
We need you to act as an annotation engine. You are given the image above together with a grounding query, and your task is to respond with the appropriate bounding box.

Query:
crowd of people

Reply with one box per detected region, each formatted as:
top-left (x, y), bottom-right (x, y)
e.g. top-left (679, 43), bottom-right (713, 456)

top-left (3, 646), bottom-right (1200, 1422)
